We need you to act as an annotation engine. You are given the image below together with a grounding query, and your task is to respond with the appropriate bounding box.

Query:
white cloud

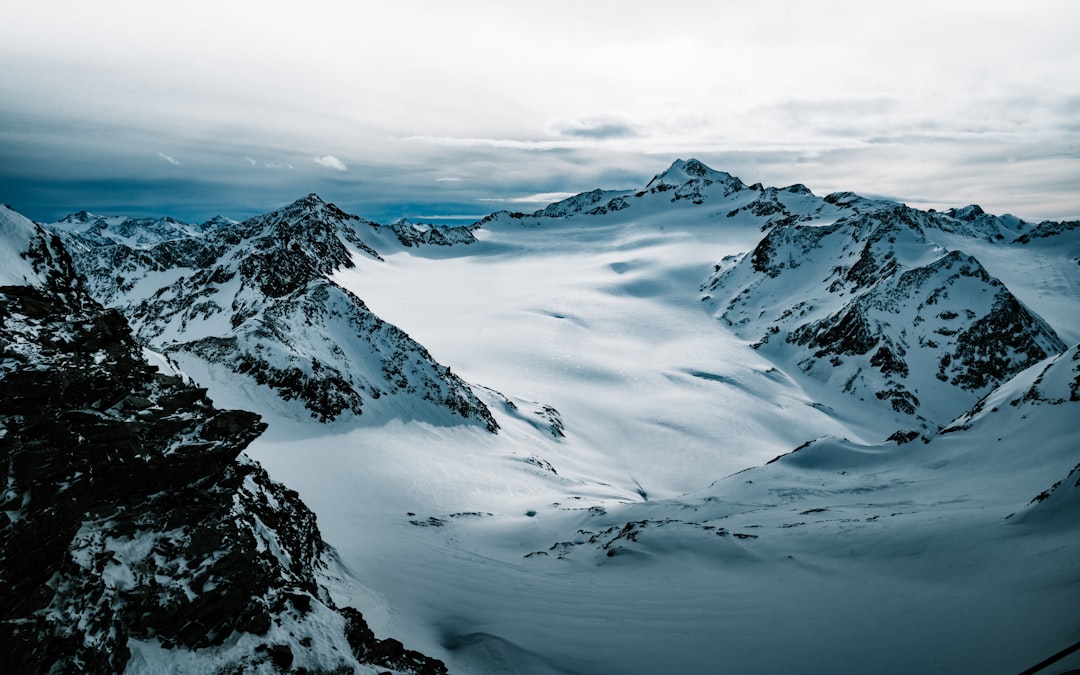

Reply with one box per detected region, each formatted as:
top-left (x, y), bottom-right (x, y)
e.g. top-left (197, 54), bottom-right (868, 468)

top-left (313, 155), bottom-right (347, 171)
top-left (406, 136), bottom-right (578, 151)
top-left (3, 1), bottom-right (1079, 221)
top-left (477, 192), bottom-right (578, 204)
top-left (549, 115), bottom-right (637, 139)
top-left (413, 214), bottom-right (486, 220)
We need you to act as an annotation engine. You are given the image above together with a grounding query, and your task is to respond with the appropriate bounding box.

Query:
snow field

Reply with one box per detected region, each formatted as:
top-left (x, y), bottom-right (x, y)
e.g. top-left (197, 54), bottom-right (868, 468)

top-left (244, 199), bottom-right (1080, 673)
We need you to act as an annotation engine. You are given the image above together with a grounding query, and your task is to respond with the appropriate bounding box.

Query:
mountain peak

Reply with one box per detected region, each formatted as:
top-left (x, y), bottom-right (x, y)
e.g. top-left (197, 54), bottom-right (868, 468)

top-left (287, 192), bottom-right (327, 210)
top-left (947, 204), bottom-right (986, 221)
top-left (273, 194), bottom-right (361, 228)
top-left (57, 210), bottom-right (96, 224)
top-left (645, 158), bottom-right (744, 192)
top-left (200, 214), bottom-right (239, 228)
top-left (675, 157), bottom-right (710, 176)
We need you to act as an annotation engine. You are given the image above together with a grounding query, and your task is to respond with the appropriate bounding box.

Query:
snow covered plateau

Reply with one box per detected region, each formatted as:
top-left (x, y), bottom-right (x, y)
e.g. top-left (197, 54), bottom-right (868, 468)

top-left (3, 158), bottom-right (1079, 673)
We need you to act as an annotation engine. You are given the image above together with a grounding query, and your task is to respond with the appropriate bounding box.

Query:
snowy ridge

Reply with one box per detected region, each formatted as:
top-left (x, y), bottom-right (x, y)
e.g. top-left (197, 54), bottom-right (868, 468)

top-left (939, 204), bottom-right (1031, 241)
top-left (946, 342), bottom-right (1080, 430)
top-left (704, 202), bottom-right (1066, 428)
top-left (1013, 216), bottom-right (1080, 244)
top-left (54, 210), bottom-right (213, 248)
top-left (49, 195), bottom-right (497, 428)
top-left (383, 218), bottom-right (481, 247)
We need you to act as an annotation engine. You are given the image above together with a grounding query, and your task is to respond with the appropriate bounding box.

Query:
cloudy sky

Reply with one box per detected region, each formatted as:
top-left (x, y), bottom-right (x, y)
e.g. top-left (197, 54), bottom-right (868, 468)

top-left (2, 1), bottom-right (1078, 224)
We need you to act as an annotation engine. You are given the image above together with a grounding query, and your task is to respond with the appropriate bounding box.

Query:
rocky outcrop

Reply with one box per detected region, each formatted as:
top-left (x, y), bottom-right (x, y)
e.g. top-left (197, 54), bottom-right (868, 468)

top-left (705, 203), bottom-right (1066, 427)
top-left (384, 218), bottom-right (480, 246)
top-left (0, 208), bottom-right (446, 674)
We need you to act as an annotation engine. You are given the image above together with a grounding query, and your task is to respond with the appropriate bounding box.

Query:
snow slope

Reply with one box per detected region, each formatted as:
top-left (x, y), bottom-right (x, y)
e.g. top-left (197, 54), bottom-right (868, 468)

top-left (255, 162), bottom-right (1080, 673)
top-left (0, 205), bottom-right (46, 287)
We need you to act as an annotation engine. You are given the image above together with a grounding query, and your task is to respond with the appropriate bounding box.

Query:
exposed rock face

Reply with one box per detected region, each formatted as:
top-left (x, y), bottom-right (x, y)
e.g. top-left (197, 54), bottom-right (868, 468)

top-left (1012, 218), bottom-right (1080, 244)
top-left (50, 195), bottom-right (497, 429)
top-left (383, 218), bottom-right (481, 246)
top-left (532, 188), bottom-right (616, 218)
top-left (705, 203), bottom-right (1066, 427)
top-left (0, 207), bottom-right (446, 674)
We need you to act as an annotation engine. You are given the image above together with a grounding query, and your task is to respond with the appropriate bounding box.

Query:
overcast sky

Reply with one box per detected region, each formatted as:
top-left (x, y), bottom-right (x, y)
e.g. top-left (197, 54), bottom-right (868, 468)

top-left (2, 1), bottom-right (1078, 224)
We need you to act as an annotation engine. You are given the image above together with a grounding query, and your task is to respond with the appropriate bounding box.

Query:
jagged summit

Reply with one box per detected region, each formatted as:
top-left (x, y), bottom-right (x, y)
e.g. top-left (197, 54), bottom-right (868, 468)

top-left (947, 204), bottom-right (986, 221)
top-left (200, 214), bottom-right (240, 228)
top-left (56, 209), bottom-right (96, 224)
top-left (530, 188), bottom-right (630, 218)
top-left (649, 157), bottom-right (735, 183)
top-left (47, 198), bottom-right (497, 429)
top-left (644, 157), bottom-right (748, 195)
top-left (504, 158), bottom-right (758, 222)
top-left (260, 192), bottom-right (354, 230)
top-left (287, 192), bottom-right (329, 211)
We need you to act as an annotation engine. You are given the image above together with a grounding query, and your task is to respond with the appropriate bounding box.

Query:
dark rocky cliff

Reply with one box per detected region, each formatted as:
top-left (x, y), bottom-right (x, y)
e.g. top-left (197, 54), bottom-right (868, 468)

top-left (0, 211), bottom-right (445, 674)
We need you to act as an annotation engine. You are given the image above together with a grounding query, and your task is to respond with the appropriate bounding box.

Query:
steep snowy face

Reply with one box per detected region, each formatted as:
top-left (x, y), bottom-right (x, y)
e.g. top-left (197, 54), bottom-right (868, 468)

top-left (50, 195), bottom-right (496, 428)
top-left (704, 203), bottom-right (1066, 428)
top-left (0, 217), bottom-right (448, 674)
top-left (0, 204), bottom-right (74, 290)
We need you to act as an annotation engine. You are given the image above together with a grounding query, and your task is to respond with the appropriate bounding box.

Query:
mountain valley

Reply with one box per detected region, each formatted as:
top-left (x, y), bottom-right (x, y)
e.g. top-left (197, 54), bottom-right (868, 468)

top-left (3, 158), bottom-right (1079, 673)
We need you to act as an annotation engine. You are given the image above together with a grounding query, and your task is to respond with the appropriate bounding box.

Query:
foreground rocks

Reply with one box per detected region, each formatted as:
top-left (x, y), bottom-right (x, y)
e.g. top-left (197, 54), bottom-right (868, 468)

top-left (0, 210), bottom-right (445, 674)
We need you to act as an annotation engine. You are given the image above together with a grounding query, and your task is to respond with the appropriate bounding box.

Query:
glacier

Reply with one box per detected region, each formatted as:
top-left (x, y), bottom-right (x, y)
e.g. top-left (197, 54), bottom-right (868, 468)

top-left (4, 158), bottom-right (1079, 673)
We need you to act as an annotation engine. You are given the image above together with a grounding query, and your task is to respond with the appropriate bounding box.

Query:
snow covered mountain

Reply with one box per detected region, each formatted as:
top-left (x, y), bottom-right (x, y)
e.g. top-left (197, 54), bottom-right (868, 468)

top-left (0, 205), bottom-right (447, 673)
top-left (8, 157), bottom-right (1080, 674)
top-left (704, 202), bottom-right (1065, 429)
top-left (51, 195), bottom-right (496, 428)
